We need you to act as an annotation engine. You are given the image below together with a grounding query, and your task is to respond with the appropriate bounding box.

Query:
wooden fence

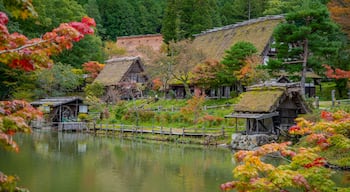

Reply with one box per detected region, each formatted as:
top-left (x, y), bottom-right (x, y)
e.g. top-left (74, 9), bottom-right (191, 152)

top-left (141, 104), bottom-right (236, 112)
top-left (57, 122), bottom-right (242, 138)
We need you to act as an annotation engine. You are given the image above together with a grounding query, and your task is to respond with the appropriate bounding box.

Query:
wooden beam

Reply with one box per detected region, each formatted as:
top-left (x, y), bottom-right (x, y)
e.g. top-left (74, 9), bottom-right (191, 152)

top-left (283, 60), bottom-right (304, 64)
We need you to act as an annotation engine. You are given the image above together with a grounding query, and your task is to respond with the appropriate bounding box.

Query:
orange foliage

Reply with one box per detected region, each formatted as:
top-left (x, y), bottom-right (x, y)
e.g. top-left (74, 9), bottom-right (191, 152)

top-left (152, 77), bottom-right (163, 91)
top-left (328, 0), bottom-right (350, 38)
top-left (82, 61), bottom-right (104, 80)
top-left (221, 110), bottom-right (350, 191)
top-left (324, 64), bottom-right (350, 79)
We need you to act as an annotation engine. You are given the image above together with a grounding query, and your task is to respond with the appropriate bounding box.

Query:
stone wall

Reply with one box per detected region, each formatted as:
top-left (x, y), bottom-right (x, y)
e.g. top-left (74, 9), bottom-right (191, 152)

top-left (231, 133), bottom-right (278, 150)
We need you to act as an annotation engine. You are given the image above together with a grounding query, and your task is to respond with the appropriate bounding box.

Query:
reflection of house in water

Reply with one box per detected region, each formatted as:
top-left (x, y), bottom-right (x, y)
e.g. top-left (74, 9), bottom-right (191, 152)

top-left (32, 131), bottom-right (89, 161)
top-left (30, 97), bottom-right (88, 127)
top-left (225, 83), bottom-right (311, 150)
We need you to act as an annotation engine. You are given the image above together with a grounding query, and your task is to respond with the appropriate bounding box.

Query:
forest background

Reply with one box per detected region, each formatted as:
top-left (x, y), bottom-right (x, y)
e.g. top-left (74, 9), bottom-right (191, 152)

top-left (3, 0), bottom-right (349, 101)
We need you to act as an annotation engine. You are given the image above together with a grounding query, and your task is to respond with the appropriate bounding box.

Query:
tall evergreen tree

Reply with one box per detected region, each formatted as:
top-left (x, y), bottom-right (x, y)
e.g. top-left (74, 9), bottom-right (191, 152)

top-left (267, 0), bottom-right (343, 95)
top-left (162, 0), bottom-right (180, 43)
top-left (98, 0), bottom-right (137, 40)
top-left (162, 0), bottom-right (222, 43)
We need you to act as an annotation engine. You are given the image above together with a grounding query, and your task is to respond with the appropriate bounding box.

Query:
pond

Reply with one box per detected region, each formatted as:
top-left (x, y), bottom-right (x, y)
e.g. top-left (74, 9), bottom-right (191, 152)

top-left (0, 131), bottom-right (234, 192)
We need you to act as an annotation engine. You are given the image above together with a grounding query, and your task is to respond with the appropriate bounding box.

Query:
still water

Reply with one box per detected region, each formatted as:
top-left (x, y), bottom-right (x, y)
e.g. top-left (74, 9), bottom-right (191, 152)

top-left (0, 131), bottom-right (234, 192)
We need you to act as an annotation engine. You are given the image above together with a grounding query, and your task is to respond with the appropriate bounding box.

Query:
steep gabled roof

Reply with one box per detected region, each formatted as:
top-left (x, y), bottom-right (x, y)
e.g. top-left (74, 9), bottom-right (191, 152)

top-left (233, 82), bottom-right (310, 113)
top-left (94, 56), bottom-right (144, 86)
top-left (192, 15), bottom-right (284, 61)
top-left (234, 88), bottom-right (285, 113)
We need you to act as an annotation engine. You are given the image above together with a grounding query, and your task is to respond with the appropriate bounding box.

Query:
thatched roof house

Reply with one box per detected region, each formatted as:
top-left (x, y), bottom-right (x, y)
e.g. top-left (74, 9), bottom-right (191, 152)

top-left (169, 15), bottom-right (284, 99)
top-left (226, 83), bottom-right (310, 135)
top-left (94, 56), bottom-right (148, 100)
top-left (94, 56), bottom-right (148, 86)
top-left (192, 15), bottom-right (284, 61)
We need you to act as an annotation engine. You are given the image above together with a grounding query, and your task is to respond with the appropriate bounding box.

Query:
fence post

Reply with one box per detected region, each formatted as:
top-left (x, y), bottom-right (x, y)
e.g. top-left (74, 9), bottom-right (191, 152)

top-left (221, 126), bottom-right (225, 137)
top-left (315, 96), bottom-right (319, 109)
top-left (171, 105), bottom-right (174, 112)
top-left (182, 127), bottom-right (185, 144)
top-left (204, 105), bottom-right (207, 111)
top-left (332, 90), bottom-right (336, 107)
top-left (202, 125), bottom-right (205, 137)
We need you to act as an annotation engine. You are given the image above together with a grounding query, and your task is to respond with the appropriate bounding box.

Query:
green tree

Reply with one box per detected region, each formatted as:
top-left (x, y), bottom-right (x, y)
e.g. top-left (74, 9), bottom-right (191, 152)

top-left (220, 41), bottom-right (258, 87)
top-left (97, 0), bottom-right (137, 40)
top-left (161, 0), bottom-right (180, 43)
top-left (34, 63), bottom-right (83, 97)
top-left (53, 35), bottom-right (105, 68)
top-left (263, 0), bottom-right (304, 15)
top-left (162, 0), bottom-right (221, 43)
top-left (266, 0), bottom-right (343, 95)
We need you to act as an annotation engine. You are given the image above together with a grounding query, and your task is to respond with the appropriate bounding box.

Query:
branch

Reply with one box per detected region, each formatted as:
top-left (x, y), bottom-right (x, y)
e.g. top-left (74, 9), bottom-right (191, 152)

top-left (0, 38), bottom-right (51, 55)
top-left (283, 60), bottom-right (304, 64)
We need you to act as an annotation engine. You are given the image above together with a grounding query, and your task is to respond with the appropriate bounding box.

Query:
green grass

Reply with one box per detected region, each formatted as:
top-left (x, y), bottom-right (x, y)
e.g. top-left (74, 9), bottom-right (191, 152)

top-left (97, 97), bottom-right (245, 132)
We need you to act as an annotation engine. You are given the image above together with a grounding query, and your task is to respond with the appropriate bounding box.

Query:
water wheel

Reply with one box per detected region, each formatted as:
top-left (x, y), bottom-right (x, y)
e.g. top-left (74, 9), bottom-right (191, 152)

top-left (51, 105), bottom-right (74, 122)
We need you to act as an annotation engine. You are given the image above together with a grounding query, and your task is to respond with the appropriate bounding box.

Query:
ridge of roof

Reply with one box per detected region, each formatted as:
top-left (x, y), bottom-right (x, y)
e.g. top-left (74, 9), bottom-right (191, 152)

top-left (106, 56), bottom-right (141, 64)
top-left (193, 15), bottom-right (285, 37)
top-left (116, 34), bottom-right (162, 39)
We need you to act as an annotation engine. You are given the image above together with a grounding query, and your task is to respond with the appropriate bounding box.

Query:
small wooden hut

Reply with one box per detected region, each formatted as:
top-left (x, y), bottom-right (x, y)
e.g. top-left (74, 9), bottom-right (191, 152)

top-left (31, 97), bottom-right (87, 124)
top-left (225, 83), bottom-right (311, 135)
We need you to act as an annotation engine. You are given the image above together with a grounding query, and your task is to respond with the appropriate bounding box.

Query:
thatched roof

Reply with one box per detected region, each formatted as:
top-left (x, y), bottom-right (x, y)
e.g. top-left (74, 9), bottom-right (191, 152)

top-left (94, 56), bottom-right (144, 86)
top-left (192, 15), bottom-right (284, 61)
top-left (116, 34), bottom-right (163, 59)
top-left (233, 82), bottom-right (308, 113)
top-left (234, 88), bottom-right (285, 113)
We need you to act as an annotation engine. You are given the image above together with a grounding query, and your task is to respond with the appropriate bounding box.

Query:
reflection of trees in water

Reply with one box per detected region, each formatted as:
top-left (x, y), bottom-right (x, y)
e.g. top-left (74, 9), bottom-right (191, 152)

top-left (27, 132), bottom-right (235, 192)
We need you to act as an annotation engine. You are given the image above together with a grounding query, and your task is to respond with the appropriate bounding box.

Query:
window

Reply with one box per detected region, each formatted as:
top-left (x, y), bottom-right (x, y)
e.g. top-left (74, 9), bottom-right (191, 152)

top-left (79, 105), bottom-right (88, 113)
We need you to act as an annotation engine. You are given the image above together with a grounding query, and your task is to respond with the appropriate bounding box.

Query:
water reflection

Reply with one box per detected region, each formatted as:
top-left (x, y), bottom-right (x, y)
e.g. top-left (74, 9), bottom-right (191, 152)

top-left (0, 131), bottom-right (234, 192)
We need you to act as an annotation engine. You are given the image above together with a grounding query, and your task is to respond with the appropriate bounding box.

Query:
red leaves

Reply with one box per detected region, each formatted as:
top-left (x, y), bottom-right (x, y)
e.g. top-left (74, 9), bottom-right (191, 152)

top-left (0, 12), bottom-right (8, 25)
top-left (321, 110), bottom-right (334, 121)
top-left (220, 181), bottom-right (235, 191)
top-left (324, 64), bottom-right (350, 79)
top-left (0, 12), bottom-right (95, 71)
top-left (9, 59), bottom-right (34, 71)
top-left (82, 16), bottom-right (96, 27)
top-left (303, 157), bottom-right (327, 168)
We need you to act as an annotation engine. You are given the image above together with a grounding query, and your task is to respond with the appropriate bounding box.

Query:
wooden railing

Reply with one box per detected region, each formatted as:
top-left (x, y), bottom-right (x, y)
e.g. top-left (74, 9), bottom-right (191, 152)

top-left (140, 104), bottom-right (236, 112)
top-left (57, 122), bottom-right (243, 137)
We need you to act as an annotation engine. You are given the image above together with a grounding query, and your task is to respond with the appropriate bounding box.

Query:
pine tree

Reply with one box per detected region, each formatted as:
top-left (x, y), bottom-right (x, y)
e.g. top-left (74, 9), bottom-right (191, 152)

top-left (267, 0), bottom-right (343, 95)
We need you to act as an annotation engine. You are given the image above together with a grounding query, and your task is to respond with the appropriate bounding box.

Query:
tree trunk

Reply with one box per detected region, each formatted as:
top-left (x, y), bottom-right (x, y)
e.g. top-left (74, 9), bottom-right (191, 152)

top-left (301, 39), bottom-right (308, 96)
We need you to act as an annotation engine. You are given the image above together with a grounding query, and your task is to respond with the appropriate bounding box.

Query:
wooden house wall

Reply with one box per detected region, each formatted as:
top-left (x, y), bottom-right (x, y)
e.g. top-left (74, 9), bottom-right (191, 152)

top-left (49, 101), bottom-right (82, 122)
top-left (277, 98), bottom-right (298, 127)
top-left (123, 62), bottom-right (147, 83)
